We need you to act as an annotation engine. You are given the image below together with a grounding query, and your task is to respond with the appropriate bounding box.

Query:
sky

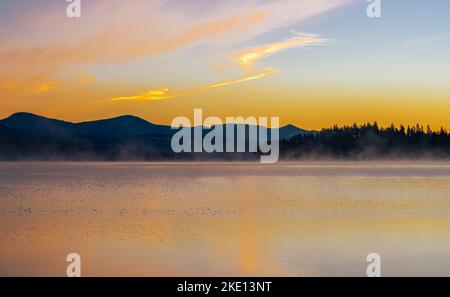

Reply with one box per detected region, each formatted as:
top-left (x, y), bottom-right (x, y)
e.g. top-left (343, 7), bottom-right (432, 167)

top-left (0, 0), bottom-right (449, 130)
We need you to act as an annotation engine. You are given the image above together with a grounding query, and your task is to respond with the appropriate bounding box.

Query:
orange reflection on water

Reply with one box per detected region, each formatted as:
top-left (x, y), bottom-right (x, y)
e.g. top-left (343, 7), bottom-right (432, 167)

top-left (1, 162), bottom-right (450, 276)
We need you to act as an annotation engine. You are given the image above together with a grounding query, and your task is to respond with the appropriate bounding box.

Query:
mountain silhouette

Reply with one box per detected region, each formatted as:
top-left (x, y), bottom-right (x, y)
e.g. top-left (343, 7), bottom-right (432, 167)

top-left (76, 115), bottom-right (172, 140)
top-left (2, 113), bottom-right (447, 160)
top-left (0, 112), bottom-right (310, 160)
top-left (278, 124), bottom-right (311, 140)
top-left (1, 112), bottom-right (75, 137)
top-left (1, 113), bottom-right (173, 140)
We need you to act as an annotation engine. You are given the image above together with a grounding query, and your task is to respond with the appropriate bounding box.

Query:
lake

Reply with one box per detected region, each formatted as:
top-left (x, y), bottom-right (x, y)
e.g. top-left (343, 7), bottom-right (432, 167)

top-left (0, 162), bottom-right (450, 276)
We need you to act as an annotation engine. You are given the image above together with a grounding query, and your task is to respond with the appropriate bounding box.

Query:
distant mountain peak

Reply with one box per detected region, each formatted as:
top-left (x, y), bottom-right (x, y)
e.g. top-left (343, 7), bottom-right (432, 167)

top-left (8, 112), bottom-right (35, 117)
top-left (114, 115), bottom-right (143, 120)
top-left (6, 112), bottom-right (47, 120)
top-left (4, 112), bottom-right (73, 124)
top-left (82, 114), bottom-right (144, 122)
top-left (281, 124), bottom-right (298, 129)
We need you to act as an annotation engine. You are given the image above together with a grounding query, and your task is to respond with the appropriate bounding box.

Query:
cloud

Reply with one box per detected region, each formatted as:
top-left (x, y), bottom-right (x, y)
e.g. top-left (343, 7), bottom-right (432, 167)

top-left (203, 68), bottom-right (278, 90)
top-left (110, 88), bottom-right (177, 102)
top-left (0, 0), bottom-right (353, 103)
top-left (0, 0), bottom-right (351, 77)
top-left (233, 34), bottom-right (327, 71)
top-left (34, 82), bottom-right (57, 94)
top-left (108, 68), bottom-right (278, 102)
top-left (0, 79), bottom-right (58, 95)
top-left (0, 10), bottom-right (266, 81)
top-left (107, 33), bottom-right (325, 102)
top-left (195, 34), bottom-right (325, 94)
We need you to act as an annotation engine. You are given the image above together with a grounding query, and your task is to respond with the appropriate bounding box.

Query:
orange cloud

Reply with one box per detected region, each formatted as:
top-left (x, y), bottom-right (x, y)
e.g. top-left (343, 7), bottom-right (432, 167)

top-left (106, 34), bottom-right (326, 102)
top-left (34, 82), bottom-right (57, 94)
top-left (0, 79), bottom-right (58, 95)
top-left (203, 68), bottom-right (278, 90)
top-left (110, 88), bottom-right (177, 102)
top-left (234, 34), bottom-right (327, 71)
top-left (108, 68), bottom-right (277, 102)
top-left (0, 12), bottom-right (267, 79)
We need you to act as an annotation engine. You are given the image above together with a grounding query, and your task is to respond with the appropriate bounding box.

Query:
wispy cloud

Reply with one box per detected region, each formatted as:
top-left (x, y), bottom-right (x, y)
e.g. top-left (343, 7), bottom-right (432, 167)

top-left (108, 33), bottom-right (326, 102)
top-left (110, 88), bottom-right (177, 102)
top-left (203, 68), bottom-right (278, 90)
top-left (0, 0), bottom-right (350, 79)
top-left (108, 68), bottom-right (278, 102)
top-left (0, 10), bottom-right (266, 82)
top-left (233, 34), bottom-right (327, 71)
top-left (0, 78), bottom-right (58, 96)
top-left (0, 0), bottom-right (352, 106)
top-left (34, 82), bottom-right (57, 94)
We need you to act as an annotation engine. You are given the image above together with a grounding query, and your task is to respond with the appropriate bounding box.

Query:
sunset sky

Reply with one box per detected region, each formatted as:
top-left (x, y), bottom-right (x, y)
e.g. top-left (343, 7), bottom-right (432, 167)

top-left (0, 0), bottom-right (449, 130)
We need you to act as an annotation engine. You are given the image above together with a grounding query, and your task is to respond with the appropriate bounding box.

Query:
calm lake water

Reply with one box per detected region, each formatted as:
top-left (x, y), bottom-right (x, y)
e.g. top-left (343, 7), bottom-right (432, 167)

top-left (1, 162), bottom-right (450, 276)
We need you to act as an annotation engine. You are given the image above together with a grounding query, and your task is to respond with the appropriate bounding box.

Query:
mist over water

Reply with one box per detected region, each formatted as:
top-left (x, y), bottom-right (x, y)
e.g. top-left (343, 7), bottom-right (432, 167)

top-left (1, 162), bottom-right (450, 276)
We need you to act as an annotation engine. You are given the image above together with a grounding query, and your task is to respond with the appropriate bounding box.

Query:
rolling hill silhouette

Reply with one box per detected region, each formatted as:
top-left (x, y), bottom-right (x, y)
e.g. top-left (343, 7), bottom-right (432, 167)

top-left (0, 113), bottom-right (173, 139)
top-left (0, 112), bottom-right (310, 160)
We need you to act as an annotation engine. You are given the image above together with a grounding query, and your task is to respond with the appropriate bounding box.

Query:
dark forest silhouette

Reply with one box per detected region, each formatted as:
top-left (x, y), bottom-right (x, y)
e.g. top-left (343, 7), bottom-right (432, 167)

top-left (281, 122), bottom-right (450, 159)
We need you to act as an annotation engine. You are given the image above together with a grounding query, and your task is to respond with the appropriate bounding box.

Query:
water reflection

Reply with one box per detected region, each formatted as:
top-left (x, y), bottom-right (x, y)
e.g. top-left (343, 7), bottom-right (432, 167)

top-left (0, 162), bottom-right (450, 276)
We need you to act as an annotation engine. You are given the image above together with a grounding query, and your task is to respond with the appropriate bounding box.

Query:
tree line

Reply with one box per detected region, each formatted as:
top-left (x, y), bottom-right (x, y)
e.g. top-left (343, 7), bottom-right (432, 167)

top-left (280, 122), bottom-right (450, 159)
